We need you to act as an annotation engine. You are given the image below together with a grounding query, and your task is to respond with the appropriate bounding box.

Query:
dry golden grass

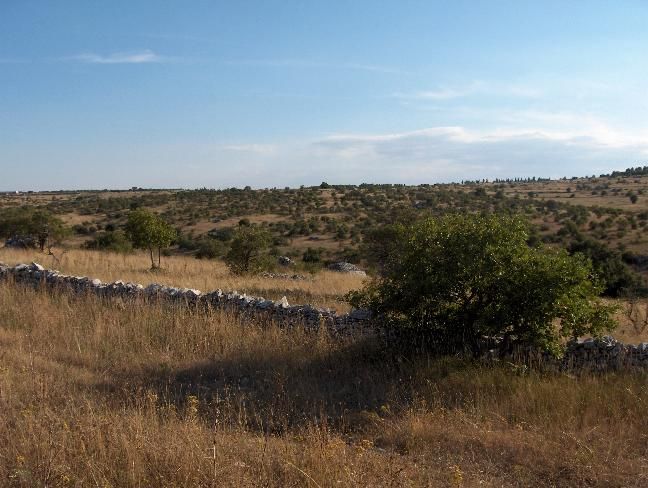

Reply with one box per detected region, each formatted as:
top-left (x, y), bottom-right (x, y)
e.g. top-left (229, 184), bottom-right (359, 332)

top-left (0, 283), bottom-right (647, 486)
top-left (612, 299), bottom-right (648, 343)
top-left (4, 246), bottom-right (648, 342)
top-left (0, 247), bottom-right (364, 311)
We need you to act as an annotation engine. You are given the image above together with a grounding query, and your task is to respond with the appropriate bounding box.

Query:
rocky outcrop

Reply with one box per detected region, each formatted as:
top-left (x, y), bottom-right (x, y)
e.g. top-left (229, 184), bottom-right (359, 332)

top-left (327, 262), bottom-right (367, 276)
top-left (4, 236), bottom-right (37, 249)
top-left (277, 256), bottom-right (295, 267)
top-left (259, 271), bottom-right (309, 281)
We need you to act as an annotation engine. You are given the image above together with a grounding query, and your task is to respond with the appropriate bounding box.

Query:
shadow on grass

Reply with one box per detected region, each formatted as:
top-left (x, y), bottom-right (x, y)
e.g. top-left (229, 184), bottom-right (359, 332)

top-left (96, 335), bottom-right (439, 434)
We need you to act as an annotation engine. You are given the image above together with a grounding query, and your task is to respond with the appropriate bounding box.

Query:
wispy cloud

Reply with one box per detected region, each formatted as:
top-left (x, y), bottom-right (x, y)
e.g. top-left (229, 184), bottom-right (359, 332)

top-left (221, 143), bottom-right (278, 154)
top-left (394, 81), bottom-right (541, 100)
top-left (66, 50), bottom-right (168, 64)
top-left (307, 121), bottom-right (648, 182)
top-left (7, 121), bottom-right (648, 190)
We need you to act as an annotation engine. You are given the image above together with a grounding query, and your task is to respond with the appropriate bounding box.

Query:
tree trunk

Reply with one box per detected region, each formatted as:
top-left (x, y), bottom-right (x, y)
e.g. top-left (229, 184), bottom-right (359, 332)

top-left (149, 247), bottom-right (155, 269)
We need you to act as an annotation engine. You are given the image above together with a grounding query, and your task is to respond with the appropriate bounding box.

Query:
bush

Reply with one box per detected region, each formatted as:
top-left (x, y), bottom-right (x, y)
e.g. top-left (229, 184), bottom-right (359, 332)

top-left (207, 227), bottom-right (235, 242)
top-left (348, 214), bottom-right (616, 355)
top-left (84, 230), bottom-right (132, 253)
top-left (224, 226), bottom-right (272, 275)
top-left (0, 207), bottom-right (69, 251)
top-left (195, 239), bottom-right (227, 259)
top-left (302, 247), bottom-right (322, 263)
top-left (567, 238), bottom-right (644, 296)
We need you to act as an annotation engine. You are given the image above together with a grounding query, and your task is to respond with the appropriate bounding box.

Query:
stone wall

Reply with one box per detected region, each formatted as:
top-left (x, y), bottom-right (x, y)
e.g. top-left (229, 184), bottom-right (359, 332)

top-left (0, 262), bottom-right (373, 334)
top-left (1, 261), bottom-right (647, 370)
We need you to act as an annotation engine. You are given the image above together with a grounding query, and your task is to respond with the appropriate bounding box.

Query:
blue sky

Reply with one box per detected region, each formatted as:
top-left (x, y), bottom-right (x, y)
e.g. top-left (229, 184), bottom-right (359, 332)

top-left (1, 1), bottom-right (648, 190)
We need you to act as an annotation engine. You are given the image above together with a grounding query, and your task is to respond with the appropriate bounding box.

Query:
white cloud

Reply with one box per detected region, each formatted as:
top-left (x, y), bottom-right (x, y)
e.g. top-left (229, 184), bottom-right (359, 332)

top-left (67, 50), bottom-right (167, 64)
top-left (221, 143), bottom-right (278, 154)
top-left (5, 122), bottom-right (647, 190)
top-left (309, 123), bottom-right (648, 182)
top-left (394, 81), bottom-right (542, 100)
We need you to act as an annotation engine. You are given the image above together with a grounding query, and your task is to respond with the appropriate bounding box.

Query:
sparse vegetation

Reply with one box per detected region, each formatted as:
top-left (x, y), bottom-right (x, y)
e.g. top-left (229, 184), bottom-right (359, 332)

top-left (3, 172), bottom-right (648, 486)
top-left (0, 277), bottom-right (646, 486)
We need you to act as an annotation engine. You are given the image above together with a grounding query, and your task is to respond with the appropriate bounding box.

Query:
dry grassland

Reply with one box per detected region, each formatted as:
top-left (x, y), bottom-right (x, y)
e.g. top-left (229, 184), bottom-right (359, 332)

top-left (0, 248), bottom-right (364, 311)
top-left (0, 283), bottom-right (646, 487)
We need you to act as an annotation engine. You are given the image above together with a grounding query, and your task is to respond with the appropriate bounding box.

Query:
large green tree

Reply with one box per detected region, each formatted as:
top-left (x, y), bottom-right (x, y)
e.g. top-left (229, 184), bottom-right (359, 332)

top-left (349, 214), bottom-right (616, 355)
top-left (125, 209), bottom-right (176, 268)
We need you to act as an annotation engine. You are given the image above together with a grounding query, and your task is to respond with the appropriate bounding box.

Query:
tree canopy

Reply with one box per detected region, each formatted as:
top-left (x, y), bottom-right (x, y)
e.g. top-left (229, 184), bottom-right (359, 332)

top-left (0, 207), bottom-right (69, 251)
top-left (349, 214), bottom-right (617, 355)
top-left (224, 225), bottom-right (272, 275)
top-left (125, 209), bottom-right (176, 268)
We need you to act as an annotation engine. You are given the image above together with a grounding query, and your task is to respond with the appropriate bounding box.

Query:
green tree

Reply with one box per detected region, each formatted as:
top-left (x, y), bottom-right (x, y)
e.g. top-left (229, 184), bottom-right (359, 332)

top-left (224, 225), bottom-right (272, 275)
top-left (361, 225), bottom-right (406, 274)
top-left (125, 209), bottom-right (176, 268)
top-left (0, 207), bottom-right (69, 251)
top-left (567, 237), bottom-right (644, 296)
top-left (349, 214), bottom-right (616, 355)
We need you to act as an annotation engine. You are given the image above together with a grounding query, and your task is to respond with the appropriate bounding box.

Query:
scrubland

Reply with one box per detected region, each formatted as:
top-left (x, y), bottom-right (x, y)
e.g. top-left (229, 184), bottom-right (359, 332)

top-left (0, 252), bottom-right (647, 486)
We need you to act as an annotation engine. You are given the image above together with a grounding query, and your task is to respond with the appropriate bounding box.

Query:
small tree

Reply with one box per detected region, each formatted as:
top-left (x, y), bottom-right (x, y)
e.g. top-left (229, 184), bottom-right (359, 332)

top-left (349, 214), bottom-right (616, 355)
top-left (0, 207), bottom-right (69, 251)
top-left (224, 225), bottom-right (272, 275)
top-left (125, 209), bottom-right (176, 269)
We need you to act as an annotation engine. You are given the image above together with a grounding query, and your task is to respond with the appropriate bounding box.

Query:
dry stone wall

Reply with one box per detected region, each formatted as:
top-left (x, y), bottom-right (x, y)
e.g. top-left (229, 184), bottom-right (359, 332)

top-left (0, 262), bottom-right (373, 334)
top-left (1, 261), bottom-right (647, 370)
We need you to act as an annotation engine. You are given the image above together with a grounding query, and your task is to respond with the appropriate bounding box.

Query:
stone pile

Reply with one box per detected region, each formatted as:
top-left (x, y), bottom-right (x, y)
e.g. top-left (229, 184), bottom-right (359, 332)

top-left (327, 262), bottom-right (367, 276)
top-left (562, 336), bottom-right (648, 370)
top-left (277, 256), bottom-right (295, 267)
top-left (259, 271), bottom-right (310, 281)
top-left (4, 236), bottom-right (36, 249)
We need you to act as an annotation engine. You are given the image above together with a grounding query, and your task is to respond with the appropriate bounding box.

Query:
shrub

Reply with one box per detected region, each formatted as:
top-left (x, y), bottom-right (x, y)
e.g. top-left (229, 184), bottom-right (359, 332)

top-left (224, 226), bottom-right (272, 275)
top-left (348, 214), bottom-right (616, 355)
top-left (207, 227), bottom-right (235, 242)
top-left (84, 230), bottom-right (132, 253)
top-left (302, 247), bottom-right (322, 263)
top-left (195, 238), bottom-right (227, 259)
top-left (567, 238), bottom-right (645, 296)
top-left (0, 207), bottom-right (69, 251)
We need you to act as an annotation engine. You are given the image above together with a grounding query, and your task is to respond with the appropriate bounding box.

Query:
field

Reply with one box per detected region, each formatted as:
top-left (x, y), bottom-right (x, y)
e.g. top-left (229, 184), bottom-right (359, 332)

top-left (0, 248), bottom-right (364, 312)
top-left (2, 173), bottom-right (648, 486)
top-left (1, 278), bottom-right (647, 487)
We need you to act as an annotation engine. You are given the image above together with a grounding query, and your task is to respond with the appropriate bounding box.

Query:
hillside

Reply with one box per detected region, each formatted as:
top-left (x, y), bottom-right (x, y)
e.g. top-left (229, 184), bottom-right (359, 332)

top-left (4, 172), bottom-right (648, 301)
